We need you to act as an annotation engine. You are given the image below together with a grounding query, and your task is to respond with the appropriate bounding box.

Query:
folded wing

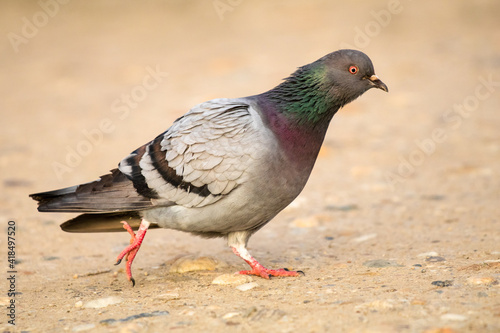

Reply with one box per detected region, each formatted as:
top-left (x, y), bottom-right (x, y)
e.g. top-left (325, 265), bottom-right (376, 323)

top-left (31, 99), bottom-right (260, 219)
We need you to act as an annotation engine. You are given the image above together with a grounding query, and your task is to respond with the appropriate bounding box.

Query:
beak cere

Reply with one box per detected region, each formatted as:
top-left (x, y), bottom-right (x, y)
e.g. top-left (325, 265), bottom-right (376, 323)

top-left (368, 74), bottom-right (388, 92)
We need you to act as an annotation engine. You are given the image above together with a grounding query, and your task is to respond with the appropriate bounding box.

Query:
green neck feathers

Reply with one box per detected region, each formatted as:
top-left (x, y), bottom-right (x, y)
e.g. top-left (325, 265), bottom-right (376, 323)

top-left (264, 63), bottom-right (339, 125)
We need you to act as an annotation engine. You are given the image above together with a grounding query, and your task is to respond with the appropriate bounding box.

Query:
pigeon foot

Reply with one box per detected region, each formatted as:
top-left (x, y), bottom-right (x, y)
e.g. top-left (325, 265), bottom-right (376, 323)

top-left (231, 246), bottom-right (303, 279)
top-left (237, 266), bottom-right (304, 279)
top-left (115, 219), bottom-right (150, 286)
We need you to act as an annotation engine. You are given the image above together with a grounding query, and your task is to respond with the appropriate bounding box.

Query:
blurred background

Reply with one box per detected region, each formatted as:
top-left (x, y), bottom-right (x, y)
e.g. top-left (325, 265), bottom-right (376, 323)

top-left (1, 1), bottom-right (499, 191)
top-left (0, 0), bottom-right (499, 331)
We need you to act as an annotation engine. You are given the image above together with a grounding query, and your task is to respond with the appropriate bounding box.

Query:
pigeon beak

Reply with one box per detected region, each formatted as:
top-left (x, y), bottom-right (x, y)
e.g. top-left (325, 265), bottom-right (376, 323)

top-left (367, 74), bottom-right (388, 92)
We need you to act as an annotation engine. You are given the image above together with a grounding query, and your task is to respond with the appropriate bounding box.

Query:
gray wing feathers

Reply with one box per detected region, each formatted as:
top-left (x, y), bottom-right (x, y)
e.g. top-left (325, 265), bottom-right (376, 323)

top-left (31, 99), bottom-right (264, 215)
top-left (119, 99), bottom-right (262, 208)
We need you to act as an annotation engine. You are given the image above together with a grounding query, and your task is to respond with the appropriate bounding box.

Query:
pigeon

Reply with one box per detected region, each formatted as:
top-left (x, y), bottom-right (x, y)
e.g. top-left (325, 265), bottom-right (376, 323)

top-left (30, 49), bottom-right (387, 286)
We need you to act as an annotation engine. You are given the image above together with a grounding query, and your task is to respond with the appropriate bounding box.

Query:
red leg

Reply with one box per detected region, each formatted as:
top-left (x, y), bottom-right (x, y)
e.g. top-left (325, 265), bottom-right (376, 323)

top-left (231, 246), bottom-right (304, 279)
top-left (115, 220), bottom-right (150, 286)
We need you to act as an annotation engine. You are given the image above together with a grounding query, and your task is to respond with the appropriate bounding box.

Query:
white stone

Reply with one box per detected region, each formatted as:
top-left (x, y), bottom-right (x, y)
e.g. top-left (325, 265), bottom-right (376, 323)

top-left (352, 233), bottom-right (377, 243)
top-left (235, 282), bottom-right (259, 291)
top-left (212, 274), bottom-right (253, 285)
top-left (440, 313), bottom-right (468, 321)
top-left (72, 323), bottom-right (96, 332)
top-left (83, 296), bottom-right (122, 309)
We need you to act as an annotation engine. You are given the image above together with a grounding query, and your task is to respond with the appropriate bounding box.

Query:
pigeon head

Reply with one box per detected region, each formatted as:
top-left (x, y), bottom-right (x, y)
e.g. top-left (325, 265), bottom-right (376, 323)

top-left (263, 49), bottom-right (387, 125)
top-left (321, 49), bottom-right (388, 103)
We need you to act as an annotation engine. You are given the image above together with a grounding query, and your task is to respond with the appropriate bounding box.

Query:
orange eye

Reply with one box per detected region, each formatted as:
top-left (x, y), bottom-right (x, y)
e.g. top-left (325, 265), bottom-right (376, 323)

top-left (349, 65), bottom-right (358, 74)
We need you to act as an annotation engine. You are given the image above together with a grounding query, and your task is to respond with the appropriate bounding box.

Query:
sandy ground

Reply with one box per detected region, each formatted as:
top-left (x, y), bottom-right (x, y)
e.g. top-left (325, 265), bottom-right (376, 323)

top-left (1, 1), bottom-right (499, 332)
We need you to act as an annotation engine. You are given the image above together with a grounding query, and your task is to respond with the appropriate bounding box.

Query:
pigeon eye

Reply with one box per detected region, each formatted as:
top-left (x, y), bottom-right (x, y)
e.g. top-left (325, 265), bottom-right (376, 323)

top-left (349, 65), bottom-right (358, 74)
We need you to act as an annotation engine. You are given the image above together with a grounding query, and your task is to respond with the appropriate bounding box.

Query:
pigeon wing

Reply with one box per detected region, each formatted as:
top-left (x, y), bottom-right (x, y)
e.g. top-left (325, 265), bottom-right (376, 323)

top-left (30, 98), bottom-right (262, 232)
top-left (118, 98), bottom-right (260, 208)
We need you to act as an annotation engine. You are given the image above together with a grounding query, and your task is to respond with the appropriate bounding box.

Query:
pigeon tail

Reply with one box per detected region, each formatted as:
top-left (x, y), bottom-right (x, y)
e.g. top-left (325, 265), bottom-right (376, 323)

top-left (30, 169), bottom-right (155, 213)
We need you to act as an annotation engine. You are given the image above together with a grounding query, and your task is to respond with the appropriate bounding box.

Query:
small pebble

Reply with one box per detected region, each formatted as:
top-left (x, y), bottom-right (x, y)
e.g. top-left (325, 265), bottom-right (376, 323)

top-left (72, 323), bottom-right (96, 332)
top-left (212, 274), bottom-right (253, 285)
top-left (363, 259), bottom-right (403, 268)
top-left (352, 233), bottom-right (377, 243)
top-left (467, 276), bottom-right (498, 286)
top-left (83, 296), bottom-right (122, 309)
top-left (431, 280), bottom-right (453, 287)
top-left (418, 251), bottom-right (439, 258)
top-left (170, 255), bottom-right (220, 273)
top-left (154, 292), bottom-right (180, 301)
top-left (75, 301), bottom-right (83, 308)
top-left (426, 256), bottom-right (446, 263)
top-left (79, 269), bottom-right (112, 277)
top-left (440, 313), bottom-right (468, 322)
top-left (235, 282), bottom-right (259, 291)
top-left (484, 260), bottom-right (500, 265)
top-left (222, 312), bottom-right (240, 319)
top-left (100, 311), bottom-right (169, 325)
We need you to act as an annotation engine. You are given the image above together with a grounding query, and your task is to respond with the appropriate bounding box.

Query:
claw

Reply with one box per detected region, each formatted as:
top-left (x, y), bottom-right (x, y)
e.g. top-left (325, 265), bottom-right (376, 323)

top-left (115, 220), bottom-right (150, 286)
